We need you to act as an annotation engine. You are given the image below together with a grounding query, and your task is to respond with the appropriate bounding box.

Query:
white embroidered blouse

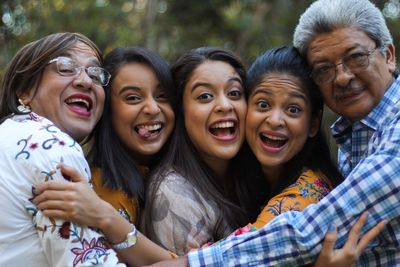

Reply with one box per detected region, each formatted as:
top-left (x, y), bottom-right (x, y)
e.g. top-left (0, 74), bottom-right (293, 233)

top-left (0, 113), bottom-right (125, 267)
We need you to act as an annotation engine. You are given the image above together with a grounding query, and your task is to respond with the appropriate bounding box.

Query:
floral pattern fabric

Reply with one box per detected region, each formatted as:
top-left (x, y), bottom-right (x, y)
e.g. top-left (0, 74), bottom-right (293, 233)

top-left (202, 169), bottom-right (332, 247)
top-left (146, 169), bottom-right (233, 256)
top-left (252, 169), bottom-right (332, 229)
top-left (0, 113), bottom-right (125, 267)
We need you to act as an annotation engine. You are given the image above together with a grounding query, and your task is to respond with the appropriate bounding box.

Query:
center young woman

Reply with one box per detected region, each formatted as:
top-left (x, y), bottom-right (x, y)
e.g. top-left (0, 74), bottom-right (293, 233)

top-left (142, 47), bottom-right (262, 255)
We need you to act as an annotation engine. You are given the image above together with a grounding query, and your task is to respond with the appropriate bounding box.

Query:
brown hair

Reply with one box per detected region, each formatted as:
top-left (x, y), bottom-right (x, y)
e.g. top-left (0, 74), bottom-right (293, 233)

top-left (0, 32), bottom-right (102, 120)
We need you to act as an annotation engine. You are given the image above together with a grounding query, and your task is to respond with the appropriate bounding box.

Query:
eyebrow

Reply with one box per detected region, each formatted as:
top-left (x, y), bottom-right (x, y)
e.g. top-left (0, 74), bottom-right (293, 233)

top-left (59, 52), bottom-right (100, 66)
top-left (118, 86), bottom-right (142, 95)
top-left (312, 44), bottom-right (369, 65)
top-left (288, 91), bottom-right (308, 102)
top-left (191, 76), bottom-right (242, 92)
top-left (252, 88), bottom-right (308, 102)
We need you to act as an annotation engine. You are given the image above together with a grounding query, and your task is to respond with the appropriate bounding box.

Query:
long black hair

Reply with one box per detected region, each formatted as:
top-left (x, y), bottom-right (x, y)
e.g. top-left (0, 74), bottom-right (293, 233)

top-left (246, 46), bottom-right (344, 200)
top-left (87, 47), bottom-right (174, 205)
top-left (145, 47), bottom-right (251, 241)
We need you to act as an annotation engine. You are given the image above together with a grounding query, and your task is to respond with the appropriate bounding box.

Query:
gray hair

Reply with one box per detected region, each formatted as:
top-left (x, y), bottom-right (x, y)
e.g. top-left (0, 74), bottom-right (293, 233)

top-left (293, 0), bottom-right (393, 56)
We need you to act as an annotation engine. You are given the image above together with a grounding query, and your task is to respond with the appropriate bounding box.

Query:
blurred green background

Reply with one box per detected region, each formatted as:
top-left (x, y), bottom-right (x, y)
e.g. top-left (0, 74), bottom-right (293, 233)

top-left (1, 0), bottom-right (400, 155)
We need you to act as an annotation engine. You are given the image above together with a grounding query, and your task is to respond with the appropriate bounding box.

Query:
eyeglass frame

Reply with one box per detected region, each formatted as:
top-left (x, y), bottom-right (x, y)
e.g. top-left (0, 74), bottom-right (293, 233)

top-left (47, 56), bottom-right (111, 87)
top-left (310, 46), bottom-right (378, 86)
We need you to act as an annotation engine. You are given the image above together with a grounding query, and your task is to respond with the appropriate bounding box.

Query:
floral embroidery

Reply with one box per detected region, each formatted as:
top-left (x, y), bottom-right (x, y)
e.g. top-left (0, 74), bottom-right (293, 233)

top-left (15, 134), bottom-right (32, 159)
top-left (71, 237), bottom-right (110, 267)
top-left (29, 143), bottom-right (39, 150)
top-left (58, 222), bottom-right (71, 239)
top-left (35, 217), bottom-right (110, 266)
top-left (257, 170), bottom-right (333, 223)
top-left (267, 194), bottom-right (302, 216)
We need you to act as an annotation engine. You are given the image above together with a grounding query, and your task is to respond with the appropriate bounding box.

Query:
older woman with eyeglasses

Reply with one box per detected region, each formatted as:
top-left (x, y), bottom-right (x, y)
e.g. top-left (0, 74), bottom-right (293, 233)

top-left (0, 32), bottom-right (129, 267)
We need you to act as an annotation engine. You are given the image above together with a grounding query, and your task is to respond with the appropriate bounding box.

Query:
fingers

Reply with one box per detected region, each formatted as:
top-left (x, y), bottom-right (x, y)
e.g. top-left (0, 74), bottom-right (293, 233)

top-left (315, 224), bottom-right (337, 267)
top-left (355, 220), bottom-right (386, 255)
top-left (35, 199), bottom-right (69, 211)
top-left (58, 164), bottom-right (87, 183)
top-left (34, 180), bottom-right (70, 195)
top-left (41, 209), bottom-right (71, 221)
top-left (320, 224), bottom-right (337, 257)
top-left (342, 211), bottom-right (368, 251)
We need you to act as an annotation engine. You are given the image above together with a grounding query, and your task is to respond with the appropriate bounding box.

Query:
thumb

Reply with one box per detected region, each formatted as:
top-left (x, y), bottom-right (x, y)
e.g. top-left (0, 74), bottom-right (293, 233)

top-left (57, 164), bottom-right (86, 183)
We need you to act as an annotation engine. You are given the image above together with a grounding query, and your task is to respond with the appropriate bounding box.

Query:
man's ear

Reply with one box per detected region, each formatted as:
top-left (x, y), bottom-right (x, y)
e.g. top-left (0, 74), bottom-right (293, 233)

top-left (309, 112), bottom-right (321, 138)
top-left (385, 43), bottom-right (396, 74)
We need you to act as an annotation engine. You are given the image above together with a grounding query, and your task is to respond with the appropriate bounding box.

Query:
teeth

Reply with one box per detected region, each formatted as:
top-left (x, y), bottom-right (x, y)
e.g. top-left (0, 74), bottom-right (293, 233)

top-left (261, 134), bottom-right (286, 141)
top-left (211, 121), bottom-right (234, 129)
top-left (66, 98), bottom-right (90, 109)
top-left (138, 124), bottom-right (162, 131)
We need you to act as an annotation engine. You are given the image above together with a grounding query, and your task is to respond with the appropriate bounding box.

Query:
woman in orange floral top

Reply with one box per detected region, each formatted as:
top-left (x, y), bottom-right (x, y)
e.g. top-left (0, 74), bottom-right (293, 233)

top-left (238, 46), bottom-right (345, 233)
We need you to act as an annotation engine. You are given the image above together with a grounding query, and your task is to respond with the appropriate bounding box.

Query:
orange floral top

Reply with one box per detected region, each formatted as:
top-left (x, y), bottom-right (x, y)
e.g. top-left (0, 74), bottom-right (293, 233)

top-left (91, 167), bottom-right (141, 225)
top-left (203, 169), bottom-right (333, 246)
top-left (251, 169), bottom-right (332, 229)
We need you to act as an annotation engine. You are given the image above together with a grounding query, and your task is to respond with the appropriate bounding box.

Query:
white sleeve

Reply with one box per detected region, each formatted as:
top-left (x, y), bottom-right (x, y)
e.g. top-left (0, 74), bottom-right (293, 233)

top-left (23, 131), bottom-right (126, 266)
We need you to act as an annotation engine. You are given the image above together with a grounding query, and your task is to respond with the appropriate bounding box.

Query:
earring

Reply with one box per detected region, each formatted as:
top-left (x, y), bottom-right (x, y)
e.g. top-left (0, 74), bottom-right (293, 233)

top-left (17, 98), bottom-right (31, 113)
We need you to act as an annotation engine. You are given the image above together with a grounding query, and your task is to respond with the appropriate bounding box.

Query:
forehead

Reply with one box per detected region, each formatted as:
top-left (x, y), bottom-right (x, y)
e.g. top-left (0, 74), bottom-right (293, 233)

top-left (251, 73), bottom-right (308, 100)
top-left (61, 41), bottom-right (100, 65)
top-left (190, 60), bottom-right (239, 83)
top-left (307, 27), bottom-right (375, 64)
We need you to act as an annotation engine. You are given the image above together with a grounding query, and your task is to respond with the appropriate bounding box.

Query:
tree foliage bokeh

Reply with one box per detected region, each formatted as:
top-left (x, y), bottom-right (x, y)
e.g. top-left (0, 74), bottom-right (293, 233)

top-left (2, 0), bottom-right (399, 66)
top-left (1, 0), bottom-right (400, 154)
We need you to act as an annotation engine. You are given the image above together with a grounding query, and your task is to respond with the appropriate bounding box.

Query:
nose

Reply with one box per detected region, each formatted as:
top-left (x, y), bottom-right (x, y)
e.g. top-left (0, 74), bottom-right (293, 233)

top-left (72, 67), bottom-right (94, 89)
top-left (265, 109), bottom-right (284, 128)
top-left (334, 63), bottom-right (355, 87)
top-left (215, 95), bottom-right (233, 113)
top-left (143, 97), bottom-right (161, 116)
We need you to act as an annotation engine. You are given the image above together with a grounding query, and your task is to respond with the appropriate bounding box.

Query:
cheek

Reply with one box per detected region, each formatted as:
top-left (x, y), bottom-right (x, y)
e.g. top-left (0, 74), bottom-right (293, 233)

top-left (245, 112), bottom-right (260, 143)
top-left (292, 118), bottom-right (312, 147)
top-left (163, 107), bottom-right (175, 136)
top-left (96, 89), bottom-right (106, 111)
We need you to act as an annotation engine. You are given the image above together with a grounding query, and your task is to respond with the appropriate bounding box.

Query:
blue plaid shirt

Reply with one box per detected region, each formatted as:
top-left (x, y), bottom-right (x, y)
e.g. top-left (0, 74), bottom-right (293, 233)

top-left (188, 76), bottom-right (400, 266)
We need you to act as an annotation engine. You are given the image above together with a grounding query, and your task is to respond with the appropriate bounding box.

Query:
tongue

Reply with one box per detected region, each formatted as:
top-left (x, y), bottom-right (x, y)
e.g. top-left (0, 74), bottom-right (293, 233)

top-left (264, 138), bottom-right (285, 148)
top-left (138, 128), bottom-right (151, 138)
top-left (211, 128), bottom-right (231, 137)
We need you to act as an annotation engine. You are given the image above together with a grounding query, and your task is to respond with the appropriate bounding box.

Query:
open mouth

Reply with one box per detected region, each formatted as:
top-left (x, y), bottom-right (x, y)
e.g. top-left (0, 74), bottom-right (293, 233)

top-left (135, 123), bottom-right (163, 138)
top-left (65, 97), bottom-right (92, 112)
top-left (209, 121), bottom-right (237, 138)
top-left (260, 133), bottom-right (287, 148)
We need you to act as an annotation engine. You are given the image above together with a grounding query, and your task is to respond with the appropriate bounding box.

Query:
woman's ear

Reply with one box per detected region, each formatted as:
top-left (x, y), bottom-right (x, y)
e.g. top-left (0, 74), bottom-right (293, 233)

top-left (308, 112), bottom-right (321, 138)
top-left (18, 92), bottom-right (33, 107)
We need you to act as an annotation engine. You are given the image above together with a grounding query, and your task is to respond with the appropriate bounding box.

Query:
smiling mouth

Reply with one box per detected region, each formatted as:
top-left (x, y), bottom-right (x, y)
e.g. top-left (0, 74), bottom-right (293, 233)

top-left (209, 121), bottom-right (237, 137)
top-left (65, 97), bottom-right (92, 111)
top-left (135, 123), bottom-right (163, 138)
top-left (334, 87), bottom-right (364, 101)
top-left (260, 133), bottom-right (287, 148)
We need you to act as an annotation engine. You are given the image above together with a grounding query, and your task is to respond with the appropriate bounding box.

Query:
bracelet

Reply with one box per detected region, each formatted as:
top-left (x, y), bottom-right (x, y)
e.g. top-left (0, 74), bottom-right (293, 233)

top-left (111, 224), bottom-right (138, 250)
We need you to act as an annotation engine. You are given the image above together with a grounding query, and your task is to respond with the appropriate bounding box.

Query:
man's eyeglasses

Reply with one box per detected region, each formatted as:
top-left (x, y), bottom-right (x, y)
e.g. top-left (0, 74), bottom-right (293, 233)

top-left (310, 47), bottom-right (377, 86)
top-left (48, 56), bottom-right (111, 87)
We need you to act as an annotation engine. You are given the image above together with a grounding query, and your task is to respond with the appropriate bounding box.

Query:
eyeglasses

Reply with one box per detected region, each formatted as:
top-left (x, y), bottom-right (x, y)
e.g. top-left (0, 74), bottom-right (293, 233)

top-left (48, 56), bottom-right (111, 86)
top-left (310, 47), bottom-right (377, 86)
